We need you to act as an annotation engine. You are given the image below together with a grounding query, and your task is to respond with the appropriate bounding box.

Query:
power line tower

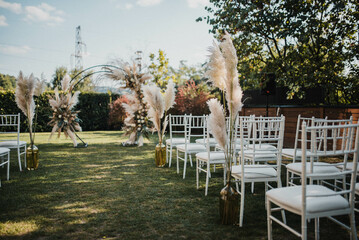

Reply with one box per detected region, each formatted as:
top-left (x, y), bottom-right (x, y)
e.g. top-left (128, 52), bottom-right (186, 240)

top-left (74, 26), bottom-right (86, 70)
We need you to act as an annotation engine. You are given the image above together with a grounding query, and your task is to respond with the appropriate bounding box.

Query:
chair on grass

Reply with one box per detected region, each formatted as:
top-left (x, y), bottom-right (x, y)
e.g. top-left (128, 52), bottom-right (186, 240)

top-left (0, 147), bottom-right (10, 187)
top-left (267, 122), bottom-right (359, 240)
top-left (196, 117), bottom-right (226, 195)
top-left (286, 117), bottom-right (354, 187)
top-left (176, 115), bottom-right (206, 179)
top-left (231, 115), bottom-right (285, 227)
top-left (0, 114), bottom-right (26, 171)
top-left (165, 114), bottom-right (190, 167)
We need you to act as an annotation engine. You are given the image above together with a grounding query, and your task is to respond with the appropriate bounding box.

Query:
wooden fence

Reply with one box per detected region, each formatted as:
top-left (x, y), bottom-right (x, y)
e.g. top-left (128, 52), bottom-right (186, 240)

top-left (239, 106), bottom-right (359, 148)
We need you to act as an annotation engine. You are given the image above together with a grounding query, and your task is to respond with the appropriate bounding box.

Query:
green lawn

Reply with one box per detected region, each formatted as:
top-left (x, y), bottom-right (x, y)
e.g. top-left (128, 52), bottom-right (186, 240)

top-left (0, 131), bottom-right (356, 239)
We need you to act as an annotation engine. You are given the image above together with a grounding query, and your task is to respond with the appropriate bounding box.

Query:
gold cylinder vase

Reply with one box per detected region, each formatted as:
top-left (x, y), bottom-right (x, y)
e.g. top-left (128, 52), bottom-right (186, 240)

top-left (155, 144), bottom-right (166, 167)
top-left (26, 145), bottom-right (39, 170)
top-left (219, 183), bottom-right (239, 225)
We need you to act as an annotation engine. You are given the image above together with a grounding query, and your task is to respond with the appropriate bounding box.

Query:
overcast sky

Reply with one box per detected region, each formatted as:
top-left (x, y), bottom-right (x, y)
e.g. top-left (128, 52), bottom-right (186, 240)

top-left (0, 0), bottom-right (214, 82)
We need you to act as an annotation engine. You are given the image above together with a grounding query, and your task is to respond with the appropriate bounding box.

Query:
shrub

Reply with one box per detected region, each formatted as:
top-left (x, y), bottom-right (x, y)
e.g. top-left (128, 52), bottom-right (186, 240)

top-left (108, 95), bottom-right (128, 130)
top-left (170, 80), bottom-right (214, 115)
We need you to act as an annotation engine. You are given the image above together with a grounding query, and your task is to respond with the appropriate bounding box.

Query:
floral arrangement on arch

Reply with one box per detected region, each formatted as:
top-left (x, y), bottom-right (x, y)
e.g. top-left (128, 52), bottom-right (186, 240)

top-left (105, 61), bottom-right (152, 146)
top-left (48, 74), bottom-right (82, 147)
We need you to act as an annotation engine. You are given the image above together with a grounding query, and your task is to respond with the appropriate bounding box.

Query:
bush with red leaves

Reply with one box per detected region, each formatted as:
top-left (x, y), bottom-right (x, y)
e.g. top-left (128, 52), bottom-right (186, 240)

top-left (171, 80), bottom-right (214, 116)
top-left (108, 95), bottom-right (128, 130)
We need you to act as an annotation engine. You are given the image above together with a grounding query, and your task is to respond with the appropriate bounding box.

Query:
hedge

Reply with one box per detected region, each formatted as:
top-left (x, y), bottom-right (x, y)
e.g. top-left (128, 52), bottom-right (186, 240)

top-left (0, 90), bottom-right (120, 132)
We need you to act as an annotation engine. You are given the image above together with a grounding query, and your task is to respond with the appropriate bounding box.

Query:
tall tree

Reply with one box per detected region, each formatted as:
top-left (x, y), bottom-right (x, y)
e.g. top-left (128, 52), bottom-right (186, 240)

top-left (0, 73), bottom-right (16, 90)
top-left (52, 66), bottom-right (68, 89)
top-left (148, 49), bottom-right (175, 89)
top-left (51, 66), bottom-right (94, 92)
top-left (198, 0), bottom-right (359, 104)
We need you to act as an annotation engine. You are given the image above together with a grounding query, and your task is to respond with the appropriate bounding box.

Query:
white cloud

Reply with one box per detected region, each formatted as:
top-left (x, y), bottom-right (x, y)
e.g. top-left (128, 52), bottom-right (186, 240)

top-left (0, 0), bottom-right (22, 14)
top-left (0, 15), bottom-right (8, 26)
top-left (116, 3), bottom-right (133, 10)
top-left (187, 0), bottom-right (208, 9)
top-left (0, 44), bottom-right (31, 55)
top-left (24, 3), bottom-right (64, 26)
top-left (136, 0), bottom-right (162, 7)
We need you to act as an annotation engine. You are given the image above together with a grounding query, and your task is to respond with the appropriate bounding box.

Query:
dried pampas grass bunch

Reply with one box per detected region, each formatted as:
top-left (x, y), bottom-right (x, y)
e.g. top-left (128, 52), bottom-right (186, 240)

top-left (143, 80), bottom-right (176, 145)
top-left (105, 61), bottom-right (151, 146)
top-left (48, 74), bottom-right (82, 147)
top-left (15, 71), bottom-right (44, 147)
top-left (206, 31), bottom-right (243, 184)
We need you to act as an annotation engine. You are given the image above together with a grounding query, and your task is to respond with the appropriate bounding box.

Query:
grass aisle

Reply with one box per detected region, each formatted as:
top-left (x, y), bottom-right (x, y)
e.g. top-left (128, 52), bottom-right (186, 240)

top-left (0, 131), bottom-right (355, 239)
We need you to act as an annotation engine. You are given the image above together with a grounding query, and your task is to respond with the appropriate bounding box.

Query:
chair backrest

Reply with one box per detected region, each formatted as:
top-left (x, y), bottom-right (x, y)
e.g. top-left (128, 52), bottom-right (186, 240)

top-left (301, 122), bottom-right (359, 213)
top-left (0, 113), bottom-right (21, 142)
top-left (239, 115), bottom-right (285, 164)
top-left (168, 114), bottom-right (190, 139)
top-left (184, 115), bottom-right (206, 143)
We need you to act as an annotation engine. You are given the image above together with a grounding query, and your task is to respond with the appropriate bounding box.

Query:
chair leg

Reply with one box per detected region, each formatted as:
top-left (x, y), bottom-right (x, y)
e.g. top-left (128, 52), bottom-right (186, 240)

top-left (169, 145), bottom-right (173, 168)
top-left (196, 158), bottom-right (199, 190)
top-left (24, 145), bottom-right (27, 169)
top-left (183, 152), bottom-right (187, 179)
top-left (315, 218), bottom-right (320, 240)
top-left (302, 216), bottom-right (307, 240)
top-left (251, 182), bottom-right (254, 193)
top-left (205, 160), bottom-right (210, 196)
top-left (7, 153), bottom-right (10, 181)
top-left (18, 147), bottom-right (22, 171)
top-left (239, 181), bottom-right (245, 227)
top-left (189, 154), bottom-right (193, 167)
top-left (267, 199), bottom-right (273, 240)
top-left (176, 149), bottom-right (180, 174)
top-left (349, 211), bottom-right (357, 240)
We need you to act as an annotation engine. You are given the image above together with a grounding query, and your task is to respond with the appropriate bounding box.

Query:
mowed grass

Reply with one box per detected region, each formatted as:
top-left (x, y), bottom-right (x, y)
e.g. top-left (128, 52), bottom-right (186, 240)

top-left (0, 131), bottom-right (357, 239)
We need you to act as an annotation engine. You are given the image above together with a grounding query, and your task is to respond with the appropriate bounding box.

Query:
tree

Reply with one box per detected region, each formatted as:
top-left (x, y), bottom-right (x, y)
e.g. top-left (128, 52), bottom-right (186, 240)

top-left (170, 61), bottom-right (207, 86)
top-left (198, 0), bottom-right (359, 104)
top-left (51, 66), bottom-right (94, 92)
top-left (148, 49), bottom-right (175, 89)
top-left (0, 73), bottom-right (16, 90)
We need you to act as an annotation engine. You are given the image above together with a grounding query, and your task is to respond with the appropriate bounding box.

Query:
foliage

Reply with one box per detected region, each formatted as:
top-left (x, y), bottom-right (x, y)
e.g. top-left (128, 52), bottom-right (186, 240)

top-left (170, 61), bottom-right (207, 86)
top-left (108, 95), bottom-right (128, 130)
top-left (0, 73), bottom-right (16, 90)
top-left (198, 0), bottom-right (359, 104)
top-left (171, 79), bottom-right (214, 116)
top-left (148, 49), bottom-right (175, 89)
top-left (0, 90), bottom-right (118, 132)
top-left (51, 66), bottom-right (94, 92)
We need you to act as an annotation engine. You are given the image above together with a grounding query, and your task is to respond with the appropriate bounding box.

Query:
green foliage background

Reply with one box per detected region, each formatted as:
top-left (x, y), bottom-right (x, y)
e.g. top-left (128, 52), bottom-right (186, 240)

top-left (0, 90), bottom-right (119, 132)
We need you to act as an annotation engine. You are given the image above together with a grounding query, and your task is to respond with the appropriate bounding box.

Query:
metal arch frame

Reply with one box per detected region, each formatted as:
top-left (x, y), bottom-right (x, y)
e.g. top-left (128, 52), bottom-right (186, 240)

top-left (70, 64), bottom-right (123, 89)
top-left (69, 64), bottom-right (124, 148)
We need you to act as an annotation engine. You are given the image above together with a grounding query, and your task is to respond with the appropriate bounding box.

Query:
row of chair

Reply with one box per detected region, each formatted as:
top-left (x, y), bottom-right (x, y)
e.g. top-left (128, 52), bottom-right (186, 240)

top-left (0, 114), bottom-right (27, 186)
top-left (165, 114), bottom-right (359, 239)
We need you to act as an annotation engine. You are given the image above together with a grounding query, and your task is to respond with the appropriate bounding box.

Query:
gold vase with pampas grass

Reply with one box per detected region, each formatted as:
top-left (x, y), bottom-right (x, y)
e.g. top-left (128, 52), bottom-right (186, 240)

top-left (15, 71), bottom-right (44, 170)
top-left (206, 32), bottom-right (243, 224)
top-left (143, 80), bottom-right (176, 167)
top-left (48, 74), bottom-right (82, 147)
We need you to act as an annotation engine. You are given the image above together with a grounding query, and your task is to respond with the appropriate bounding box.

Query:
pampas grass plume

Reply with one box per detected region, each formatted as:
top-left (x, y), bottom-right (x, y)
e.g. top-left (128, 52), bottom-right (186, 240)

top-left (207, 98), bottom-right (227, 150)
top-left (164, 80), bottom-right (176, 111)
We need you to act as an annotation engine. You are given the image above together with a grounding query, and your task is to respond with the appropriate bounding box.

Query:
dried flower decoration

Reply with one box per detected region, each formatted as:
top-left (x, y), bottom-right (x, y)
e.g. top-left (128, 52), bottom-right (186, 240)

top-left (143, 79), bottom-right (176, 146)
top-left (15, 71), bottom-right (44, 148)
top-left (104, 60), bottom-right (151, 146)
top-left (48, 74), bottom-right (82, 147)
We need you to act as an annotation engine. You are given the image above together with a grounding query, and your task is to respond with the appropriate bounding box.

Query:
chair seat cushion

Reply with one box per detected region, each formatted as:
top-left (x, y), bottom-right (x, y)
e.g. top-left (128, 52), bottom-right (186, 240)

top-left (286, 162), bottom-right (340, 175)
top-left (0, 147), bottom-right (10, 154)
top-left (196, 151), bottom-right (225, 162)
top-left (195, 138), bottom-right (217, 145)
top-left (267, 185), bottom-right (349, 214)
top-left (337, 162), bottom-right (359, 173)
top-left (242, 149), bottom-right (277, 159)
top-left (232, 165), bottom-right (278, 179)
top-left (177, 143), bottom-right (206, 152)
top-left (282, 148), bottom-right (302, 158)
top-left (247, 144), bottom-right (276, 150)
top-left (165, 138), bottom-right (188, 145)
top-left (0, 140), bottom-right (26, 148)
